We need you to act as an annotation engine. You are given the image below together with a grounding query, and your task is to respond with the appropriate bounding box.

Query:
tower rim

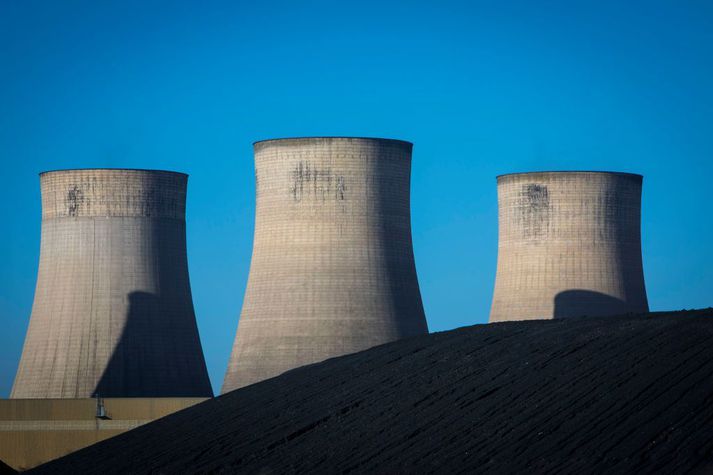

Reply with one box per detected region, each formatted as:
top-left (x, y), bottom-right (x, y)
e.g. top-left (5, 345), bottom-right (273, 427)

top-left (497, 170), bottom-right (643, 180)
top-left (253, 136), bottom-right (413, 148)
top-left (39, 168), bottom-right (188, 177)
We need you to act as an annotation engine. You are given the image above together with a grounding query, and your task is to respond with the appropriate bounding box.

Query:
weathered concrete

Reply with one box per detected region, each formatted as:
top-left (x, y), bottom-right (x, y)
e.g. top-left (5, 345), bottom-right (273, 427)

top-left (0, 397), bottom-right (207, 471)
top-left (12, 169), bottom-right (213, 398)
top-left (490, 171), bottom-right (649, 322)
top-left (222, 137), bottom-right (429, 392)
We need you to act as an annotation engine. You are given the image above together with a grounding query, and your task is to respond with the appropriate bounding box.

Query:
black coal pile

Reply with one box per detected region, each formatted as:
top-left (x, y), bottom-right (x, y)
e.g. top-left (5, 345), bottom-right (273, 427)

top-left (31, 310), bottom-right (713, 474)
top-left (0, 459), bottom-right (16, 475)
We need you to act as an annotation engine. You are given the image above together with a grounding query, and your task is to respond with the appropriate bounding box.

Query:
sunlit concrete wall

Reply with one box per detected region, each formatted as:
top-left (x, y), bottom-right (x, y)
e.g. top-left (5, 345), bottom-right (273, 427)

top-left (222, 137), bottom-right (429, 392)
top-left (12, 169), bottom-right (212, 398)
top-left (0, 398), bottom-right (207, 470)
top-left (489, 171), bottom-right (649, 322)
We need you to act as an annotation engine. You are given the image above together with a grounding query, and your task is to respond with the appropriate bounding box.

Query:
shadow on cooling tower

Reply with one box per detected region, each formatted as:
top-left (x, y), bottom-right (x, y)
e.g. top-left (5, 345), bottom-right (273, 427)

top-left (553, 290), bottom-right (628, 319)
top-left (92, 292), bottom-right (164, 397)
top-left (92, 291), bottom-right (212, 397)
top-left (373, 160), bottom-right (429, 336)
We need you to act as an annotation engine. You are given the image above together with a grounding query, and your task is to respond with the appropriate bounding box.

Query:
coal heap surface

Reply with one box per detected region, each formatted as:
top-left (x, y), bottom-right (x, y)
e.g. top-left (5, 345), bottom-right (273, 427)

top-left (0, 459), bottom-right (16, 475)
top-left (32, 310), bottom-right (713, 474)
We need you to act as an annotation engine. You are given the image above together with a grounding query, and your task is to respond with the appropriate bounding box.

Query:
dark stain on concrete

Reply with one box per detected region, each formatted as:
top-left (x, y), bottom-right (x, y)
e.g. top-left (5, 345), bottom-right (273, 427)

top-left (336, 176), bottom-right (346, 200)
top-left (66, 186), bottom-right (84, 216)
top-left (519, 183), bottom-right (549, 238)
top-left (290, 161), bottom-right (345, 203)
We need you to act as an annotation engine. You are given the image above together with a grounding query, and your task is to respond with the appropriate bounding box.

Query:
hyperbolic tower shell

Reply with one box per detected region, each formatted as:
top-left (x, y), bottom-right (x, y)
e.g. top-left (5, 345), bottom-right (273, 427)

top-left (12, 169), bottom-right (212, 398)
top-left (489, 171), bottom-right (649, 322)
top-left (222, 137), bottom-right (429, 392)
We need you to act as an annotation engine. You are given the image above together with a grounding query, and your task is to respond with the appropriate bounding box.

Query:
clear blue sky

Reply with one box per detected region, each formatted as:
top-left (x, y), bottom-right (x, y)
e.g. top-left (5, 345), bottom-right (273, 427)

top-left (1, 1), bottom-right (711, 396)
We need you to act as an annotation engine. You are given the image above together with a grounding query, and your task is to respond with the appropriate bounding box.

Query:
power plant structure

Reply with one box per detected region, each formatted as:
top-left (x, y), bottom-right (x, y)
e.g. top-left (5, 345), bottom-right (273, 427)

top-left (11, 169), bottom-right (213, 398)
top-left (489, 171), bottom-right (649, 322)
top-left (222, 137), bottom-right (429, 392)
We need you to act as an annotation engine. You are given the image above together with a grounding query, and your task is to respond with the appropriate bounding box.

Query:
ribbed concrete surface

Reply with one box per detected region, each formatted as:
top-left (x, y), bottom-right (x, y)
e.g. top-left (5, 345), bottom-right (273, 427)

top-left (490, 171), bottom-right (649, 322)
top-left (11, 169), bottom-right (212, 398)
top-left (222, 137), bottom-right (429, 392)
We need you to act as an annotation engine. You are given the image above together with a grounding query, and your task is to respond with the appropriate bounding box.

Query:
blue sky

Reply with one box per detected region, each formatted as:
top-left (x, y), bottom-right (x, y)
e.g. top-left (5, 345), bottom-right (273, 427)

top-left (1, 0), bottom-right (711, 396)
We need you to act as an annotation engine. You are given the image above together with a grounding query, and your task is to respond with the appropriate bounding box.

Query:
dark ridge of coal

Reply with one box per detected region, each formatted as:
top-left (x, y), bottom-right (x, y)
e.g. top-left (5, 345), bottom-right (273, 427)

top-left (31, 309), bottom-right (713, 474)
top-left (0, 459), bottom-right (16, 475)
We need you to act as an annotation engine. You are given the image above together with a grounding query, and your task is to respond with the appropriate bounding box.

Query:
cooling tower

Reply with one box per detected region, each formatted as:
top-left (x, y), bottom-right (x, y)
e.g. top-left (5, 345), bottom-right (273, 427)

top-left (11, 169), bottom-right (212, 398)
top-left (489, 171), bottom-right (649, 322)
top-left (222, 137), bottom-right (429, 392)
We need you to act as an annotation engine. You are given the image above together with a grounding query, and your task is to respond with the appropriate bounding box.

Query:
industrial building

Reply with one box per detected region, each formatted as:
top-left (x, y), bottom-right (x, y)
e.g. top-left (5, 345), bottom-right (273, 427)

top-left (11, 169), bottom-right (212, 398)
top-left (489, 171), bottom-right (649, 322)
top-left (222, 137), bottom-right (429, 392)
top-left (0, 397), bottom-right (207, 471)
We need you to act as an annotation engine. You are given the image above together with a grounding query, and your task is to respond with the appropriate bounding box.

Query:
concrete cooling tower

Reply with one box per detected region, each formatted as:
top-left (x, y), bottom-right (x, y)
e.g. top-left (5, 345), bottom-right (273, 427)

top-left (12, 169), bottom-right (212, 398)
top-left (222, 137), bottom-right (429, 392)
top-left (489, 171), bottom-right (649, 322)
